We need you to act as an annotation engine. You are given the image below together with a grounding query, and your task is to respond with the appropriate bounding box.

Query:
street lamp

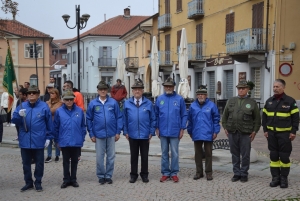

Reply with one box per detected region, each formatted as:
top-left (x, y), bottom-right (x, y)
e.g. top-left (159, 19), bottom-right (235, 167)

top-left (62, 5), bottom-right (90, 91)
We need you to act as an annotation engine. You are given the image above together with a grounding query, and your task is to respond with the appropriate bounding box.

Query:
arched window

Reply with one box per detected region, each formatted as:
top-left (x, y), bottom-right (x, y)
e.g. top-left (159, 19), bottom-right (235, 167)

top-left (30, 74), bottom-right (38, 86)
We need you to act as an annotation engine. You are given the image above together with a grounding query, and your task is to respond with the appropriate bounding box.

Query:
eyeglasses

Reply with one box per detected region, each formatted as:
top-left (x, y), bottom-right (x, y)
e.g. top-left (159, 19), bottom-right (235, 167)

top-left (64, 99), bottom-right (74, 102)
top-left (28, 92), bottom-right (37, 95)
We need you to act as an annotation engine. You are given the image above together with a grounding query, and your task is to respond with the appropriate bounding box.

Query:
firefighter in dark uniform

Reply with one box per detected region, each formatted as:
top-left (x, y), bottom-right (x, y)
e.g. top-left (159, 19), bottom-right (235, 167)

top-left (262, 79), bottom-right (299, 188)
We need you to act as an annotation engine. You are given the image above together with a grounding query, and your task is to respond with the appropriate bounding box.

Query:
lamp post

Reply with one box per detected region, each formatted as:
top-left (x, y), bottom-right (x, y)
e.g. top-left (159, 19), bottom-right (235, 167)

top-left (62, 5), bottom-right (90, 91)
top-left (33, 40), bottom-right (39, 88)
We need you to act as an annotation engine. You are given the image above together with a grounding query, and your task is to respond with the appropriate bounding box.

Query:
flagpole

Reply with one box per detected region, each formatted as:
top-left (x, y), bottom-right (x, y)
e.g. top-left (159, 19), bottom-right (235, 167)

top-left (4, 37), bottom-right (28, 132)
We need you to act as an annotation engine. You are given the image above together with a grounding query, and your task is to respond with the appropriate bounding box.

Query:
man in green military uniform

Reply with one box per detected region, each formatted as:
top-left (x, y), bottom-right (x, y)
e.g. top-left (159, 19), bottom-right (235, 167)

top-left (262, 79), bottom-right (299, 188)
top-left (222, 80), bottom-right (261, 183)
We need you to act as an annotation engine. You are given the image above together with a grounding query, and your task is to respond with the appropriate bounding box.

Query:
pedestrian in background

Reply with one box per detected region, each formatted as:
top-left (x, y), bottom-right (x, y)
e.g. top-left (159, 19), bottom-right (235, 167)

top-left (54, 90), bottom-right (86, 189)
top-left (45, 88), bottom-right (63, 163)
top-left (222, 80), bottom-right (261, 183)
top-left (187, 85), bottom-right (220, 181)
top-left (262, 79), bottom-right (299, 188)
top-left (111, 79), bottom-right (128, 108)
top-left (12, 85), bottom-right (53, 192)
top-left (13, 88), bottom-right (28, 141)
top-left (1, 91), bottom-right (12, 126)
top-left (86, 81), bottom-right (122, 185)
top-left (123, 79), bottom-right (156, 183)
top-left (155, 77), bottom-right (187, 183)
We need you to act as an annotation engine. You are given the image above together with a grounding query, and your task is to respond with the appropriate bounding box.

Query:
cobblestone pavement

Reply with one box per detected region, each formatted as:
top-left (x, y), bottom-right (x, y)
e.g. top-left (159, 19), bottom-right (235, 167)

top-left (0, 146), bottom-right (300, 201)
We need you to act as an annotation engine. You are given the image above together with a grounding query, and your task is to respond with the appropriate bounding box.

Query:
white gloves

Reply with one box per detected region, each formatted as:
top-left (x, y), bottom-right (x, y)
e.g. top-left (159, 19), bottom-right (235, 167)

top-left (19, 109), bottom-right (26, 117)
top-left (44, 139), bottom-right (50, 148)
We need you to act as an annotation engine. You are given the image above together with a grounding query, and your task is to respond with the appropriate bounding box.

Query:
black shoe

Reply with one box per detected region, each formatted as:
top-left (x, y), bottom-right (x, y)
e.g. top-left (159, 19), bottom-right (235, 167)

top-left (20, 184), bottom-right (34, 192)
top-left (240, 176), bottom-right (248, 183)
top-left (129, 177), bottom-right (137, 183)
top-left (99, 178), bottom-right (106, 185)
top-left (61, 182), bottom-right (69, 188)
top-left (270, 176), bottom-right (280, 187)
top-left (280, 176), bottom-right (288, 188)
top-left (45, 156), bottom-right (52, 163)
top-left (106, 178), bottom-right (113, 184)
top-left (72, 182), bottom-right (79, 187)
top-left (141, 177), bottom-right (149, 183)
top-left (35, 184), bottom-right (43, 192)
top-left (55, 156), bottom-right (59, 163)
top-left (231, 175), bottom-right (241, 182)
top-left (193, 174), bottom-right (204, 180)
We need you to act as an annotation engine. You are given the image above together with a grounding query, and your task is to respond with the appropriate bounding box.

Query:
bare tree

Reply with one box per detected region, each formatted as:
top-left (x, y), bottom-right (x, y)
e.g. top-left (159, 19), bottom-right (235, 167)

top-left (0, 0), bottom-right (18, 36)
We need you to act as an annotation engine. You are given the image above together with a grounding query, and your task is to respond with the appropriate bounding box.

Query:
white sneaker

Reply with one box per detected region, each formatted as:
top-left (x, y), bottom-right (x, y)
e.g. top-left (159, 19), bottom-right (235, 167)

top-left (10, 123), bottom-right (15, 127)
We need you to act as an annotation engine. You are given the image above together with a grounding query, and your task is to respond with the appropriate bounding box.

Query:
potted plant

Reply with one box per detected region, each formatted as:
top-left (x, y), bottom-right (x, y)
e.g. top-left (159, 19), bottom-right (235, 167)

top-left (247, 80), bottom-right (255, 97)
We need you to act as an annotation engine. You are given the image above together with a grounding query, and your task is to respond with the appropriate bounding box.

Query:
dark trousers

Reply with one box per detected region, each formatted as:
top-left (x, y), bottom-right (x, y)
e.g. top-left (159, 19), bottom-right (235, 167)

top-left (20, 148), bottom-right (44, 185)
top-left (129, 138), bottom-right (149, 179)
top-left (228, 132), bottom-right (251, 177)
top-left (194, 140), bottom-right (213, 175)
top-left (3, 108), bottom-right (11, 123)
top-left (61, 147), bottom-right (80, 183)
top-left (268, 131), bottom-right (292, 177)
top-left (0, 115), bottom-right (3, 142)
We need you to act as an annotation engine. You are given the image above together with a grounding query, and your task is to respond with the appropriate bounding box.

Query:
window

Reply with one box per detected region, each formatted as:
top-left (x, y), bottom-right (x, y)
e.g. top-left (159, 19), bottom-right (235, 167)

top-left (73, 51), bottom-right (76, 63)
top-left (225, 13), bottom-right (235, 44)
top-left (24, 43), bottom-right (43, 58)
top-left (176, 0), bottom-right (182, 12)
top-left (62, 54), bottom-right (67, 59)
top-left (252, 68), bottom-right (261, 99)
top-left (86, 47), bottom-right (89, 61)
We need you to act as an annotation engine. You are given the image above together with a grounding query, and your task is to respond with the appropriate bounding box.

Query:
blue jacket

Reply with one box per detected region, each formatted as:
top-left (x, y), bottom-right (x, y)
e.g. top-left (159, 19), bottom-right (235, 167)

top-left (12, 99), bottom-right (53, 149)
top-left (53, 104), bottom-right (86, 147)
top-left (155, 92), bottom-right (187, 137)
top-left (86, 95), bottom-right (122, 139)
top-left (123, 96), bottom-right (156, 139)
top-left (187, 98), bottom-right (220, 141)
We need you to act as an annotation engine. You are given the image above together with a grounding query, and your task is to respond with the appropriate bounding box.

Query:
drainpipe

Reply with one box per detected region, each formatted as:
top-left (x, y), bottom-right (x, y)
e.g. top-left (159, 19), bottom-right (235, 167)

top-left (80, 40), bottom-right (84, 79)
top-left (66, 44), bottom-right (72, 79)
top-left (265, 0), bottom-right (270, 72)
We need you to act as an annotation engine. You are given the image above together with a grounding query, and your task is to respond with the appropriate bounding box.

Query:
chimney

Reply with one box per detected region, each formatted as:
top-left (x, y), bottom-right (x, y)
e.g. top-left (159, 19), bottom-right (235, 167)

top-left (12, 10), bottom-right (16, 20)
top-left (104, 14), bottom-right (106, 22)
top-left (124, 8), bottom-right (130, 18)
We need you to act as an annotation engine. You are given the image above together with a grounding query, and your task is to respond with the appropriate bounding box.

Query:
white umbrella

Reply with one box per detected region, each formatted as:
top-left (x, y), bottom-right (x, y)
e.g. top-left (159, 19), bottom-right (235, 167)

top-left (117, 45), bottom-right (125, 83)
top-left (151, 36), bottom-right (160, 98)
top-left (178, 28), bottom-right (190, 99)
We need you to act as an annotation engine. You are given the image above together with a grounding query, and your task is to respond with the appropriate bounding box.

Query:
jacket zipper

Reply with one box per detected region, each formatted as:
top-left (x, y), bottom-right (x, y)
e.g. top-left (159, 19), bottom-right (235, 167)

top-left (30, 108), bottom-right (32, 149)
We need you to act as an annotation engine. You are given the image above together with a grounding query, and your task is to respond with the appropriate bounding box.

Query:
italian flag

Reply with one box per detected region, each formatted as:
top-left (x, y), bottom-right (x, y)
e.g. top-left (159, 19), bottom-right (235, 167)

top-left (2, 45), bottom-right (16, 112)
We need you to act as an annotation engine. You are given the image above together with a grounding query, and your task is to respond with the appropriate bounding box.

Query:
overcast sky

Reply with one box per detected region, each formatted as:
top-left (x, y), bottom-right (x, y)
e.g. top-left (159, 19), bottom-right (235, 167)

top-left (0, 0), bottom-right (158, 39)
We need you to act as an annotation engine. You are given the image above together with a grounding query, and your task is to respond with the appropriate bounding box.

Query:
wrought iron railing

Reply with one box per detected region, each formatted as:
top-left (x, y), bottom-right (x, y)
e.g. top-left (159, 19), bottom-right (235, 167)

top-left (188, 43), bottom-right (206, 60)
top-left (98, 58), bottom-right (117, 67)
top-left (158, 51), bottom-right (172, 65)
top-left (124, 57), bottom-right (139, 69)
top-left (158, 13), bottom-right (171, 29)
top-left (188, 0), bottom-right (204, 18)
top-left (226, 28), bottom-right (266, 54)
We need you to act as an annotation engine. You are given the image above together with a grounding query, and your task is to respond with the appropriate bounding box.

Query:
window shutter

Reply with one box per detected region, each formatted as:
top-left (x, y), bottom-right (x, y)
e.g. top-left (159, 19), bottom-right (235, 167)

top-left (86, 47), bottom-right (89, 61)
top-left (196, 23), bottom-right (203, 43)
top-left (257, 2), bottom-right (264, 28)
top-left (67, 53), bottom-right (70, 64)
top-left (177, 30), bottom-right (181, 50)
top-left (165, 0), bottom-right (170, 13)
top-left (24, 43), bottom-right (29, 58)
top-left (38, 44), bottom-right (43, 58)
top-left (107, 46), bottom-right (112, 66)
top-left (252, 4), bottom-right (258, 28)
top-left (177, 0), bottom-right (182, 12)
top-left (99, 46), bottom-right (104, 58)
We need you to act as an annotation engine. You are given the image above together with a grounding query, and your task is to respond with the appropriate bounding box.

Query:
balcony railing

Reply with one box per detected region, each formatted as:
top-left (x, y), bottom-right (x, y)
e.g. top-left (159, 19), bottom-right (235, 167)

top-left (158, 13), bottom-right (171, 30)
top-left (124, 57), bottom-right (139, 73)
top-left (226, 28), bottom-right (266, 54)
top-left (98, 58), bottom-right (117, 67)
top-left (188, 43), bottom-right (206, 60)
top-left (188, 0), bottom-right (204, 19)
top-left (158, 51), bottom-right (172, 66)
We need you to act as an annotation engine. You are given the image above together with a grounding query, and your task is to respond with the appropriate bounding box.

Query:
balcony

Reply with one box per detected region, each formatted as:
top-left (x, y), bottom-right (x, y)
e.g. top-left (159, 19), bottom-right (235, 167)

top-left (124, 57), bottom-right (139, 73)
top-left (188, 43), bottom-right (206, 61)
top-left (98, 58), bottom-right (117, 71)
top-left (187, 0), bottom-right (204, 20)
top-left (158, 14), bottom-right (171, 31)
top-left (158, 51), bottom-right (173, 72)
top-left (226, 28), bottom-right (266, 55)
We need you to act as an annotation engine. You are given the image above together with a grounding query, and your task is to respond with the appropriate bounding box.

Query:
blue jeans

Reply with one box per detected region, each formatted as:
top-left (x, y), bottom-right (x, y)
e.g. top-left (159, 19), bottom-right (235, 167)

top-left (47, 140), bottom-right (60, 157)
top-left (95, 137), bottom-right (115, 179)
top-left (160, 136), bottom-right (179, 176)
top-left (21, 148), bottom-right (44, 185)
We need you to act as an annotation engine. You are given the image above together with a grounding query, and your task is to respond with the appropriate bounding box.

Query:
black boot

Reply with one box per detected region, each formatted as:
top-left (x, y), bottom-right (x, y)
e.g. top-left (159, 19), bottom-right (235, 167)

top-left (280, 176), bottom-right (288, 188)
top-left (269, 176), bottom-right (280, 187)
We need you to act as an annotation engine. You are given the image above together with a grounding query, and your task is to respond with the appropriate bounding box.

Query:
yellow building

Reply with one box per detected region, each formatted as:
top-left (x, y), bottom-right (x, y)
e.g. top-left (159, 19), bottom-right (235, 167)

top-left (120, 14), bottom-right (158, 97)
top-left (154, 0), bottom-right (300, 105)
top-left (0, 20), bottom-right (53, 94)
